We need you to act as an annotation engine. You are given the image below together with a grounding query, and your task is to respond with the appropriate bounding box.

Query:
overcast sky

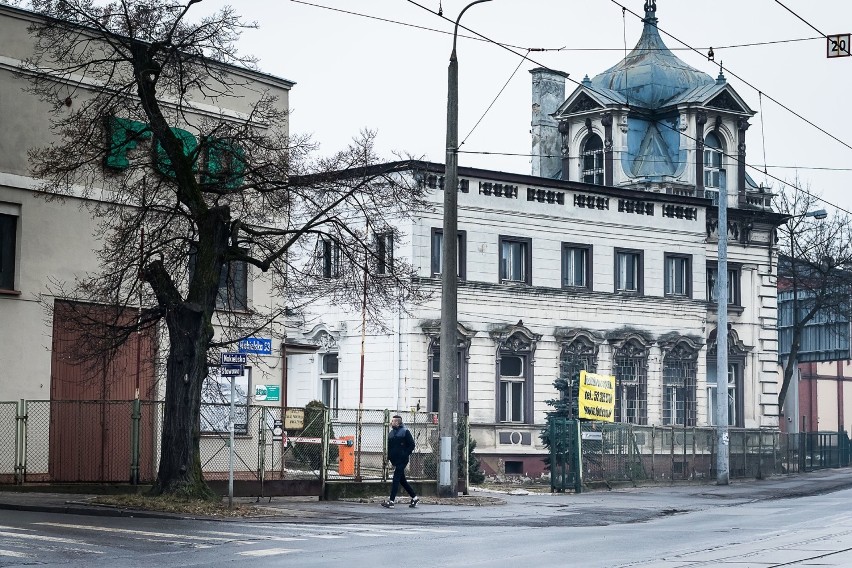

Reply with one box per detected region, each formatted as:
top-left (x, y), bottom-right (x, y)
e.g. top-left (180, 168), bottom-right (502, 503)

top-left (210, 0), bottom-right (851, 212)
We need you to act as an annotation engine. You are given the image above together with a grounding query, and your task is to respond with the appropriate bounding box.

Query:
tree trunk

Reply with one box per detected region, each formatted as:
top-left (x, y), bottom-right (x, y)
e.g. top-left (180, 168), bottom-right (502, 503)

top-left (151, 303), bottom-right (216, 500)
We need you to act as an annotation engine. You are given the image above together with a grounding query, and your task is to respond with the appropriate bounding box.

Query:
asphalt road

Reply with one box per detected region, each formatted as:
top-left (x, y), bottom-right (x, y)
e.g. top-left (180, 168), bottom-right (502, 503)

top-left (3, 485), bottom-right (852, 568)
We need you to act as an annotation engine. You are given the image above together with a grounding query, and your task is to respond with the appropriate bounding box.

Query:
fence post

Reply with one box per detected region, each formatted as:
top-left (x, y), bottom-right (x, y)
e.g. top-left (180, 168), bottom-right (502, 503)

top-left (462, 414), bottom-right (470, 495)
top-left (573, 419), bottom-right (583, 494)
top-left (321, 407), bottom-right (330, 489)
top-left (15, 400), bottom-right (28, 484)
top-left (257, 407), bottom-right (267, 492)
top-left (650, 426), bottom-right (656, 482)
top-left (382, 410), bottom-right (390, 482)
top-left (130, 398), bottom-right (141, 485)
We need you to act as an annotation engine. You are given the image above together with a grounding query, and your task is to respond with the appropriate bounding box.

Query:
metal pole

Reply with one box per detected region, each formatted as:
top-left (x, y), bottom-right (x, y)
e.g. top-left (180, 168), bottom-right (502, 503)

top-left (229, 375), bottom-right (235, 507)
top-left (716, 179), bottom-right (730, 485)
top-left (439, 0), bottom-right (492, 500)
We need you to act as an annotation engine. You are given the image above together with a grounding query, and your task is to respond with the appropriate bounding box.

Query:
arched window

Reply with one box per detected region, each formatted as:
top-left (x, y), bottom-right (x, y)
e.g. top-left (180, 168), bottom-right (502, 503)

top-left (613, 338), bottom-right (648, 424)
top-left (558, 335), bottom-right (599, 418)
top-left (703, 133), bottom-right (725, 190)
top-left (582, 134), bottom-right (604, 185)
top-left (662, 341), bottom-right (699, 426)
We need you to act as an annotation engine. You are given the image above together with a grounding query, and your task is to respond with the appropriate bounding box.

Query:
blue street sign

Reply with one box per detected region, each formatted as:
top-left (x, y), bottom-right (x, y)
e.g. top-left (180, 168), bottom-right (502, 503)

top-left (238, 337), bottom-right (273, 355)
top-left (221, 352), bottom-right (247, 366)
top-left (220, 365), bottom-right (244, 377)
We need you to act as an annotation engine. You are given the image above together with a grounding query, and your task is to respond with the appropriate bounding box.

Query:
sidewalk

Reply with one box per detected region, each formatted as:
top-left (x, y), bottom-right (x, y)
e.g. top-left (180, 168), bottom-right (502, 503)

top-left (1, 468), bottom-right (851, 526)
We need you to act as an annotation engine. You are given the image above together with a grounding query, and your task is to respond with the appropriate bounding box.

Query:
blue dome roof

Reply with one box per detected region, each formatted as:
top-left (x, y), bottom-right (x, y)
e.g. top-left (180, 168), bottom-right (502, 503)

top-left (591, 6), bottom-right (714, 109)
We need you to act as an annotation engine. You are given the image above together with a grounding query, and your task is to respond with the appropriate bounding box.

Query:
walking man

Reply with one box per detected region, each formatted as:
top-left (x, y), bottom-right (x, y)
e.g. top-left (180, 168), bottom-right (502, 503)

top-left (382, 414), bottom-right (419, 508)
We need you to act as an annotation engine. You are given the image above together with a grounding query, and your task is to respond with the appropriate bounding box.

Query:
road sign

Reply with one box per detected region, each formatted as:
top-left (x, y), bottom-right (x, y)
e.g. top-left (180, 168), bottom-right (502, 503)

top-left (220, 365), bottom-right (243, 377)
top-left (238, 337), bottom-right (272, 355)
top-left (221, 352), bottom-right (247, 366)
top-left (827, 34), bottom-right (851, 58)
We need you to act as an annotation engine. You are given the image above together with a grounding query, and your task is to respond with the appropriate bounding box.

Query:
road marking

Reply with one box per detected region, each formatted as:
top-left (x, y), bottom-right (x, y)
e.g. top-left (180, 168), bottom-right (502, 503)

top-left (194, 530), bottom-right (307, 542)
top-left (0, 530), bottom-right (88, 545)
top-left (306, 534), bottom-right (345, 539)
top-left (237, 548), bottom-right (300, 557)
top-left (35, 523), bottom-right (232, 542)
top-left (0, 526), bottom-right (34, 531)
top-left (0, 550), bottom-right (32, 558)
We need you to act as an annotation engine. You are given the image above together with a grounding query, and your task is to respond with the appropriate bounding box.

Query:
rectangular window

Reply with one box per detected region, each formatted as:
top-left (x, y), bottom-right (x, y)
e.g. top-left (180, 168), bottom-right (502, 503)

top-left (0, 211), bottom-right (17, 291)
top-left (431, 228), bottom-right (466, 279)
top-left (615, 249), bottom-right (643, 294)
top-left (499, 236), bottom-right (532, 284)
top-left (320, 353), bottom-right (339, 414)
top-left (429, 348), bottom-right (467, 414)
top-left (662, 359), bottom-right (696, 426)
top-left (376, 232), bottom-right (393, 275)
top-left (664, 254), bottom-right (692, 298)
top-left (216, 259), bottom-right (248, 311)
top-left (562, 244), bottom-right (592, 289)
top-left (707, 362), bottom-right (740, 427)
top-left (322, 238), bottom-right (341, 279)
top-left (707, 265), bottom-right (741, 306)
top-left (499, 355), bottom-right (525, 423)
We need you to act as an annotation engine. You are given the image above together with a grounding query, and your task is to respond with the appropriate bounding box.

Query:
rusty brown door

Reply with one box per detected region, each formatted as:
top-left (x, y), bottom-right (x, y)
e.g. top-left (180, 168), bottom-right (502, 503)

top-left (49, 300), bottom-right (157, 482)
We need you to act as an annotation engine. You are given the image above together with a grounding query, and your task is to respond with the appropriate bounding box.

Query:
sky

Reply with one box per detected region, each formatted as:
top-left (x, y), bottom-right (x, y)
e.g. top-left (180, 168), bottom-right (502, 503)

top-left (206, 0), bottom-right (851, 213)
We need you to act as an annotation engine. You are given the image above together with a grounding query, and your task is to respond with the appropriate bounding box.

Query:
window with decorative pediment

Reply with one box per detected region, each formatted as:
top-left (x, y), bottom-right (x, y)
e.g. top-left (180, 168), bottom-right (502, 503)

top-left (492, 325), bottom-right (540, 425)
top-left (662, 341), bottom-right (699, 426)
top-left (558, 334), bottom-right (599, 419)
top-left (582, 134), bottom-right (604, 185)
top-left (703, 133), bottom-right (726, 191)
top-left (613, 338), bottom-right (648, 425)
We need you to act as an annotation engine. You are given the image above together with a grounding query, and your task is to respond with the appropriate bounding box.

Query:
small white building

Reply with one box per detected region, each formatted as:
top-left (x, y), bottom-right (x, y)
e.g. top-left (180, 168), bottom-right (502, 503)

top-left (282, 3), bottom-right (786, 476)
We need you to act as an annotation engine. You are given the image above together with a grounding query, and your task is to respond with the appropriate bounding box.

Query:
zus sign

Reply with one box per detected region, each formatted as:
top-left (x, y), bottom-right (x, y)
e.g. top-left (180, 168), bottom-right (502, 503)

top-left (104, 117), bottom-right (245, 188)
top-left (827, 34), bottom-right (851, 58)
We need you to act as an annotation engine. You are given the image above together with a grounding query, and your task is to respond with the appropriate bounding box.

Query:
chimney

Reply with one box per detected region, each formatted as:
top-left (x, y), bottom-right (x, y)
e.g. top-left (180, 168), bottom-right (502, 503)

top-left (531, 68), bottom-right (567, 179)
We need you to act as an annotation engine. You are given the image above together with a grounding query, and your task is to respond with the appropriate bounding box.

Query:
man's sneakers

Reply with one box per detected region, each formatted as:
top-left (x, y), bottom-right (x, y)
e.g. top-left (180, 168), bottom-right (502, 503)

top-left (381, 497), bottom-right (419, 509)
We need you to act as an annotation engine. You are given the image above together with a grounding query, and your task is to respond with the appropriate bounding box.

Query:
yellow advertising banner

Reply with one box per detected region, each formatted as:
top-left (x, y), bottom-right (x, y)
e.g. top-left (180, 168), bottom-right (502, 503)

top-left (577, 370), bottom-right (616, 422)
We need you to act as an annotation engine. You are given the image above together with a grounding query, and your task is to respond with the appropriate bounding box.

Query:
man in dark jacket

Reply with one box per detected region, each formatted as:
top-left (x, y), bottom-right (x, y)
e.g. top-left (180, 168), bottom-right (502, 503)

top-left (382, 415), bottom-right (419, 508)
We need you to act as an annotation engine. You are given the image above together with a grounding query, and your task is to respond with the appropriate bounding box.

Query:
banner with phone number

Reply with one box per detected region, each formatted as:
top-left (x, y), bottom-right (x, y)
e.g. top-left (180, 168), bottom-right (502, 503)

top-left (578, 370), bottom-right (616, 422)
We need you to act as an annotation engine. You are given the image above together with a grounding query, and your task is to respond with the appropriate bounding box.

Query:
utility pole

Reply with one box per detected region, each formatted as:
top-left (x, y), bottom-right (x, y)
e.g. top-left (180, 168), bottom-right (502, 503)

top-left (439, 0), bottom-right (492, 498)
top-left (716, 181), bottom-right (730, 486)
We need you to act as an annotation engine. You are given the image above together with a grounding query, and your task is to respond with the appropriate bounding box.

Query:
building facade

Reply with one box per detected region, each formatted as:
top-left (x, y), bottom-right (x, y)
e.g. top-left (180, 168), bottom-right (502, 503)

top-left (282, 3), bottom-right (785, 476)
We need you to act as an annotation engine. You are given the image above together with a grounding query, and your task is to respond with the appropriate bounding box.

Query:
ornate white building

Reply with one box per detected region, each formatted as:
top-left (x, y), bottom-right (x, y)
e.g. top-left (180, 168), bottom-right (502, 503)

top-left (283, 2), bottom-right (786, 476)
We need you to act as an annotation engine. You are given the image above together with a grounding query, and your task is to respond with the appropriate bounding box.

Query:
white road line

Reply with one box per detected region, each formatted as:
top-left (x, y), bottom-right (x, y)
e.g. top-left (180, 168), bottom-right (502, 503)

top-left (0, 550), bottom-right (32, 558)
top-left (306, 534), bottom-right (345, 539)
top-left (237, 548), bottom-right (300, 557)
top-left (0, 526), bottom-right (34, 531)
top-left (0, 530), bottom-right (89, 545)
top-left (35, 523), bottom-right (232, 542)
top-left (349, 533), bottom-right (385, 538)
top-left (193, 530), bottom-right (307, 542)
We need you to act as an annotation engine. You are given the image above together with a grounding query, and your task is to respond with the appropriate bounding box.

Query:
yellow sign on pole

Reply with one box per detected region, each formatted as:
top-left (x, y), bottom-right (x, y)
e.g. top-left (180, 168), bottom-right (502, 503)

top-left (577, 370), bottom-right (616, 422)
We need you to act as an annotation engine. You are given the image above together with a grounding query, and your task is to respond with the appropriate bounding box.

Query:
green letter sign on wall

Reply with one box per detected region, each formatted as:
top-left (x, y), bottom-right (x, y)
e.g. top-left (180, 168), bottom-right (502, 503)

top-left (104, 117), bottom-right (245, 189)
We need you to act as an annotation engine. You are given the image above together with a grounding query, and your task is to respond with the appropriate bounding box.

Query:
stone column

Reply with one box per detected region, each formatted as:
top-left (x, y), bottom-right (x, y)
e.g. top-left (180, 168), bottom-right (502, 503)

top-left (530, 68), bottom-right (567, 179)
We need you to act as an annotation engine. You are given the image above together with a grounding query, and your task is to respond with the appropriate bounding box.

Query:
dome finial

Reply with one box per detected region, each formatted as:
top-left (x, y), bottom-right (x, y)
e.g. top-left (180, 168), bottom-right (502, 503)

top-left (643, 0), bottom-right (658, 23)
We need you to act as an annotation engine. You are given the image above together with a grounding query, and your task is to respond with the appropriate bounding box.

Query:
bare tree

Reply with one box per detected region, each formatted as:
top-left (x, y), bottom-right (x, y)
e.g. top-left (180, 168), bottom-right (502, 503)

top-left (775, 183), bottom-right (852, 414)
top-left (22, 0), bottom-right (428, 498)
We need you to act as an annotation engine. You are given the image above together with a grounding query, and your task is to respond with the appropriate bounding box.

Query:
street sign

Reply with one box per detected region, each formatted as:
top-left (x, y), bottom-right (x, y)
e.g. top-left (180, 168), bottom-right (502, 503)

top-left (238, 337), bottom-right (272, 355)
top-left (221, 352), bottom-right (247, 366)
top-left (220, 365), bottom-right (243, 377)
top-left (827, 34), bottom-right (851, 58)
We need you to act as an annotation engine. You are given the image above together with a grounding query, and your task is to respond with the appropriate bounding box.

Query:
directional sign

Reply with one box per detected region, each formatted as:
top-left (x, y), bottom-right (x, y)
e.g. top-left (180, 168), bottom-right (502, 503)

top-left (221, 352), bottom-right (247, 366)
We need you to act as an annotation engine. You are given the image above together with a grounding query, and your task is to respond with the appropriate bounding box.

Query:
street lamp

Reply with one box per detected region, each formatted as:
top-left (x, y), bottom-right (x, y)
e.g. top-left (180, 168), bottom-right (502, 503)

top-left (439, 0), bottom-right (492, 498)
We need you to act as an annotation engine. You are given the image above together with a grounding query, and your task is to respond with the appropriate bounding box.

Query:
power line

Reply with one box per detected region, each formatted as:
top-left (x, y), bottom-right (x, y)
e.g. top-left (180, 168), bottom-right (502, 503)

top-left (299, 0), bottom-right (851, 216)
top-left (774, 0), bottom-right (827, 38)
top-left (290, 0), bottom-right (820, 52)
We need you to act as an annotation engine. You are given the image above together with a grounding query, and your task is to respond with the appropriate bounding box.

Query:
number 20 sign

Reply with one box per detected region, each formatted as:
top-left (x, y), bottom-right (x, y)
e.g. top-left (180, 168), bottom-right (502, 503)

top-left (827, 34), bottom-right (851, 58)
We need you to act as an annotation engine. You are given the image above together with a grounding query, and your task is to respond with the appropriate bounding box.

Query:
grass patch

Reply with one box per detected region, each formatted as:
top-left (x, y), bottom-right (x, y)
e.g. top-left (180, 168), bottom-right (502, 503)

top-left (92, 494), bottom-right (271, 517)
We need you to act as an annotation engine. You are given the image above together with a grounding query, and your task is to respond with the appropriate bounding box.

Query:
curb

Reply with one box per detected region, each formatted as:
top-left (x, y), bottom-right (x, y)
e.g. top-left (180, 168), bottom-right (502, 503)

top-left (0, 501), bottom-right (181, 520)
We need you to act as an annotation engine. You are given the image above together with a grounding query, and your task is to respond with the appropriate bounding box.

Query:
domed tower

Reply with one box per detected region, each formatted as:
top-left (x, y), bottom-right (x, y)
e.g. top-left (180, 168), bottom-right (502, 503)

top-left (532, 1), bottom-right (761, 208)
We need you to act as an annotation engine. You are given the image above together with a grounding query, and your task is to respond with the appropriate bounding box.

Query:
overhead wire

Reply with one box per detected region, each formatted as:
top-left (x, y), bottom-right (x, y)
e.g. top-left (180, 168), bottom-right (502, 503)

top-left (295, 0), bottom-right (851, 215)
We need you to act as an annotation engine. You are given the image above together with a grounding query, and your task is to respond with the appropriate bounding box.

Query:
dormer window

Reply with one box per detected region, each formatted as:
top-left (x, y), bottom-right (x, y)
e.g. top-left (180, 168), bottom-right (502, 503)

top-left (703, 133), bottom-right (725, 190)
top-left (582, 134), bottom-right (604, 185)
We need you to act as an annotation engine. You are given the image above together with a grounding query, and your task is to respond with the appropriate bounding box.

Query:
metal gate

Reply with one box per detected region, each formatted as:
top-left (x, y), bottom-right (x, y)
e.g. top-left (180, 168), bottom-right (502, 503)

top-left (548, 417), bottom-right (582, 493)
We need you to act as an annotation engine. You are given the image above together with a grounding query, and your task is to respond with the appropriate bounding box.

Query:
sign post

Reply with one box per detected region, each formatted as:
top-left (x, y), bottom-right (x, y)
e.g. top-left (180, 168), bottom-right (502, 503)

top-left (220, 352), bottom-right (245, 507)
top-left (827, 34), bottom-right (851, 58)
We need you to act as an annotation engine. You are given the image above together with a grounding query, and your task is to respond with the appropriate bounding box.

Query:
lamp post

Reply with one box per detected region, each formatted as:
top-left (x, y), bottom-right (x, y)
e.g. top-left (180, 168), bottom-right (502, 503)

top-left (439, 0), bottom-right (492, 498)
top-left (715, 175), bottom-right (730, 485)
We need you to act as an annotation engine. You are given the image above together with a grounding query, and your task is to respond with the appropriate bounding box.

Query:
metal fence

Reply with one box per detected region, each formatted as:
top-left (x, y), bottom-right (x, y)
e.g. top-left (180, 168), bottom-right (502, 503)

top-left (554, 421), bottom-right (852, 490)
top-left (0, 400), bottom-right (441, 487)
